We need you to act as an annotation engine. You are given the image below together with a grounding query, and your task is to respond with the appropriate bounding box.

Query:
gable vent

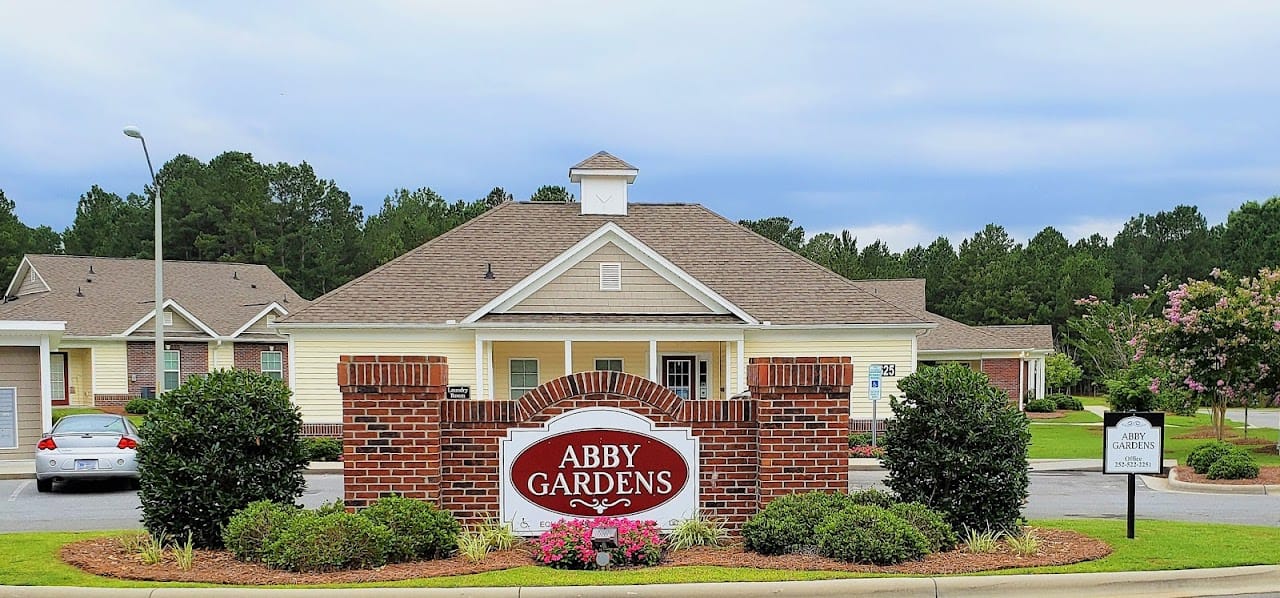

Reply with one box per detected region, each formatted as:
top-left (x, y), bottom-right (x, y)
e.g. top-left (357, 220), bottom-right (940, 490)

top-left (599, 263), bottom-right (622, 291)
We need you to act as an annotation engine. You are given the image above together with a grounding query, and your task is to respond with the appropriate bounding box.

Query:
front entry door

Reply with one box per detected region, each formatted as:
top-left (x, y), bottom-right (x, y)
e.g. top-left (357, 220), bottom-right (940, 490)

top-left (662, 356), bottom-right (695, 400)
top-left (50, 352), bottom-right (69, 406)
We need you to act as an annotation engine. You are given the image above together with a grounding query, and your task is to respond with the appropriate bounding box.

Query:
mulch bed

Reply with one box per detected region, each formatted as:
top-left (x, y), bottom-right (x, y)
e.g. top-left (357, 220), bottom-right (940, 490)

top-left (1174, 465), bottom-right (1280, 486)
top-left (61, 528), bottom-right (1110, 585)
top-left (1026, 411), bottom-right (1066, 420)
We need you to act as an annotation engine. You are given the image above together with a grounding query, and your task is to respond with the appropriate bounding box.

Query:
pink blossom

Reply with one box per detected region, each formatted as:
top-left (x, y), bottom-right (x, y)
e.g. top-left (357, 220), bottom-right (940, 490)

top-left (1148, 378), bottom-right (1160, 394)
top-left (1273, 320), bottom-right (1280, 332)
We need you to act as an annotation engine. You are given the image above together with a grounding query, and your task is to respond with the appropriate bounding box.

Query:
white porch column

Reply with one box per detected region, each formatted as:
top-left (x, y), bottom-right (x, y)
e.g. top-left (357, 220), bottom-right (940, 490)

top-left (735, 339), bottom-right (745, 394)
top-left (486, 341), bottom-right (495, 400)
top-left (564, 340), bottom-right (573, 376)
top-left (39, 335), bottom-right (52, 433)
top-left (723, 342), bottom-right (732, 397)
top-left (474, 339), bottom-right (484, 401)
top-left (648, 340), bottom-right (658, 382)
top-left (1037, 357), bottom-right (1047, 399)
top-left (1018, 357), bottom-right (1026, 408)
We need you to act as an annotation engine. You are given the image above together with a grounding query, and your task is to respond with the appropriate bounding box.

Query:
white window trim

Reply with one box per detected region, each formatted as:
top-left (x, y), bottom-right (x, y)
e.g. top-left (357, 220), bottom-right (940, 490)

top-left (509, 358), bottom-right (540, 398)
top-left (0, 387), bottom-right (16, 449)
top-left (594, 357), bottom-right (624, 372)
top-left (599, 262), bottom-right (622, 291)
top-left (260, 350), bottom-right (284, 380)
top-left (659, 352), bottom-right (713, 400)
top-left (163, 350), bottom-right (181, 392)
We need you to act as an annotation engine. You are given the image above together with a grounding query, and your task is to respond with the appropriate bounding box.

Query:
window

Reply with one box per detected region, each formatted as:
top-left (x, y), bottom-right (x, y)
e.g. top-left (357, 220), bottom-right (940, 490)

top-left (510, 359), bottom-right (539, 399)
top-left (594, 358), bottom-right (623, 372)
top-left (163, 311), bottom-right (173, 326)
top-left (163, 350), bottom-right (181, 391)
top-left (599, 263), bottom-right (622, 291)
top-left (260, 351), bottom-right (283, 381)
top-left (663, 356), bottom-right (694, 400)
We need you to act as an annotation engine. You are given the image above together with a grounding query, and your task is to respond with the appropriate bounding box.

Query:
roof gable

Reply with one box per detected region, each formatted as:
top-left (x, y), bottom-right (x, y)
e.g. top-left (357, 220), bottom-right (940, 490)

top-left (465, 222), bottom-right (754, 323)
top-left (122, 299), bottom-right (218, 338)
top-left (4, 257), bottom-right (50, 297)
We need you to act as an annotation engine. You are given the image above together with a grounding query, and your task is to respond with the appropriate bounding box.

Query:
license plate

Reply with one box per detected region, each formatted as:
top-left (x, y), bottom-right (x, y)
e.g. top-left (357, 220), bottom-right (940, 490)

top-left (75, 459), bottom-right (98, 471)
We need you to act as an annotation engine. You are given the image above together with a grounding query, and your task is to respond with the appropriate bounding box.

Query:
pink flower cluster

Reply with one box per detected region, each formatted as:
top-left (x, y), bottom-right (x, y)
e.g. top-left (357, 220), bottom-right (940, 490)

top-left (850, 445), bottom-right (885, 458)
top-left (534, 517), bottom-right (664, 569)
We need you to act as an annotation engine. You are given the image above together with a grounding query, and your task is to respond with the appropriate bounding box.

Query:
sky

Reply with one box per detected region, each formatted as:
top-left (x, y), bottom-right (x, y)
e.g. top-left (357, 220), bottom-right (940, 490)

top-left (2, 1), bottom-right (1279, 252)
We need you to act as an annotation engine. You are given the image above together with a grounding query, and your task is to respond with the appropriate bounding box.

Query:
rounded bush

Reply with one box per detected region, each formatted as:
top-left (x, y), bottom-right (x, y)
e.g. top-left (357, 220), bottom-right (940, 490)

top-left (1025, 398), bottom-right (1057, 413)
top-left (266, 511), bottom-right (392, 572)
top-left (888, 502), bottom-right (957, 552)
top-left (1187, 441), bottom-right (1238, 475)
top-left (1049, 394), bottom-right (1083, 411)
top-left (848, 432), bottom-right (873, 448)
top-left (848, 487), bottom-right (896, 509)
top-left (359, 495), bottom-right (460, 562)
top-left (124, 398), bottom-right (153, 415)
top-left (882, 364), bottom-right (1030, 534)
top-left (1206, 451), bottom-right (1259, 480)
top-left (137, 369), bottom-right (308, 548)
top-left (815, 505), bottom-right (929, 565)
top-left (223, 501), bottom-right (299, 563)
top-left (743, 492), bottom-right (856, 555)
top-left (302, 437), bottom-right (343, 462)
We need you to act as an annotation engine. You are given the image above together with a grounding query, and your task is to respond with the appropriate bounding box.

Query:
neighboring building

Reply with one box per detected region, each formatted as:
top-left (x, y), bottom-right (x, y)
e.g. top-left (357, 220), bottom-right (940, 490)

top-left (857, 279), bottom-right (1054, 408)
top-left (0, 256), bottom-right (307, 407)
top-left (276, 152), bottom-right (1054, 433)
top-left (0, 320), bottom-right (63, 459)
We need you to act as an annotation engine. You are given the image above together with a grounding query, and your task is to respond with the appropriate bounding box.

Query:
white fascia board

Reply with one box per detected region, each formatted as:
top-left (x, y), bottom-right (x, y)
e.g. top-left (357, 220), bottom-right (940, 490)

top-left (119, 299), bottom-right (219, 338)
top-left (475, 328), bottom-right (745, 343)
top-left (0, 320), bottom-right (64, 334)
top-left (4, 256), bottom-right (48, 297)
top-left (569, 168), bottom-right (638, 183)
top-left (463, 222), bottom-right (757, 325)
top-left (918, 349), bottom-right (1031, 360)
top-left (271, 322), bottom-right (461, 331)
top-left (229, 302), bottom-right (287, 338)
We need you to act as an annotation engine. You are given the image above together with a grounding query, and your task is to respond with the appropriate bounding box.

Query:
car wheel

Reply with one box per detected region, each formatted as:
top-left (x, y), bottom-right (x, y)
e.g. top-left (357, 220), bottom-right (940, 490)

top-left (36, 478), bottom-right (52, 493)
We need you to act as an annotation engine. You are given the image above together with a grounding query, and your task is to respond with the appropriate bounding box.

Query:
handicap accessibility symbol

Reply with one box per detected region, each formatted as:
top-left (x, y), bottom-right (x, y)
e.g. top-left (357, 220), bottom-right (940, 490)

top-left (870, 380), bottom-right (880, 388)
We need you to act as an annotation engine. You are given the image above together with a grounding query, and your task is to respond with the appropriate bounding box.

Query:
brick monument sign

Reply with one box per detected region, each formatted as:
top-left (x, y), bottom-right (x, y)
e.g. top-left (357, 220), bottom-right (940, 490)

top-left (340, 355), bottom-right (851, 531)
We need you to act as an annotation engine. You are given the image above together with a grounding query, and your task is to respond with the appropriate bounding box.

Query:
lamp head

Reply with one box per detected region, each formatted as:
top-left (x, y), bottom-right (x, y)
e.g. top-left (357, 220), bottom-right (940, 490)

top-left (123, 126), bottom-right (143, 139)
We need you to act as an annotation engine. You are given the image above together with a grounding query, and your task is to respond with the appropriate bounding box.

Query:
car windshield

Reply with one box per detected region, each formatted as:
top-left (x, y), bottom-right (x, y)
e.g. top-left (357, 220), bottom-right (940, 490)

top-left (53, 415), bottom-right (128, 435)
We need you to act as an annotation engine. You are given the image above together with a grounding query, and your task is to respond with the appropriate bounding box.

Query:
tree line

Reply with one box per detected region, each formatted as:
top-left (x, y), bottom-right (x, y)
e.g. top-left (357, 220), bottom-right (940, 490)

top-left (2, 150), bottom-right (1277, 338)
top-left (0, 151), bottom-right (575, 298)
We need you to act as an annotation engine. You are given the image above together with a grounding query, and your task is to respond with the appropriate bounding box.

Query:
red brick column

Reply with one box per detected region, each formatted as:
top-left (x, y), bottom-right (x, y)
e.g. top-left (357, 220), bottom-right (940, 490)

top-left (339, 355), bottom-right (447, 508)
top-left (980, 358), bottom-right (1021, 403)
top-left (749, 356), bottom-right (851, 507)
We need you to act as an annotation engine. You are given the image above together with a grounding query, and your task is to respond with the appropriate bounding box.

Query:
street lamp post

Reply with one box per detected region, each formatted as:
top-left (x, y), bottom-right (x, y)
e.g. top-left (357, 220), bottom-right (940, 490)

top-left (123, 126), bottom-right (164, 397)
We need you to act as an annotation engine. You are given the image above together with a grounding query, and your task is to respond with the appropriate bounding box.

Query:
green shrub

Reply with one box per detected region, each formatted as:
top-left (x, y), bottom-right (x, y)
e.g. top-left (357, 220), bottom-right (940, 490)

top-left (815, 505), bottom-right (929, 565)
top-left (1025, 398), bottom-right (1057, 413)
top-left (302, 437), bottom-right (343, 462)
top-left (882, 364), bottom-right (1030, 534)
top-left (124, 398), bottom-right (154, 415)
top-left (667, 510), bottom-right (729, 551)
top-left (266, 511), bottom-right (392, 572)
top-left (1048, 394), bottom-right (1083, 411)
top-left (848, 432), bottom-right (872, 447)
top-left (848, 487), bottom-right (896, 509)
top-left (359, 495), bottom-right (460, 562)
top-left (137, 369), bottom-right (308, 548)
top-left (888, 502), bottom-right (957, 552)
top-left (222, 501), bottom-right (299, 563)
top-left (742, 492), bottom-right (855, 555)
top-left (1187, 441), bottom-right (1238, 475)
top-left (1206, 451), bottom-right (1259, 480)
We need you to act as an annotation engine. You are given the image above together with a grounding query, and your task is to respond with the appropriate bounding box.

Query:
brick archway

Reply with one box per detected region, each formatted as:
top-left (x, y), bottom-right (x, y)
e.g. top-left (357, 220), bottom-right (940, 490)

top-left (339, 355), bottom-right (852, 529)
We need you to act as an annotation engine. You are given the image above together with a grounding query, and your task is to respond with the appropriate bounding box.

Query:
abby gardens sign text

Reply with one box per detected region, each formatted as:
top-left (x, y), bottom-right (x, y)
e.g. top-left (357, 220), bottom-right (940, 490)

top-left (500, 408), bottom-right (698, 533)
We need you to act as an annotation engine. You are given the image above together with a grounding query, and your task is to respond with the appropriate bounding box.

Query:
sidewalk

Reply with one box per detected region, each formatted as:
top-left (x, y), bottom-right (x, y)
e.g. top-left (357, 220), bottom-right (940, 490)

top-left (2, 564), bottom-right (1279, 597)
top-left (0, 460), bottom-right (342, 480)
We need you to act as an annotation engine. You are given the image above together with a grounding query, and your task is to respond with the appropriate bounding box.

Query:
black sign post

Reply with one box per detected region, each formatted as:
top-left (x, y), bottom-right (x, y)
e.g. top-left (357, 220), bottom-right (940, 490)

top-left (1102, 411), bottom-right (1165, 539)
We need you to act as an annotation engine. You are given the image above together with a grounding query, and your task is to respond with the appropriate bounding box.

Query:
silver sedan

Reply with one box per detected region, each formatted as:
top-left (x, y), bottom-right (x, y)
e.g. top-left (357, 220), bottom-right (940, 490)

top-left (35, 414), bottom-right (141, 492)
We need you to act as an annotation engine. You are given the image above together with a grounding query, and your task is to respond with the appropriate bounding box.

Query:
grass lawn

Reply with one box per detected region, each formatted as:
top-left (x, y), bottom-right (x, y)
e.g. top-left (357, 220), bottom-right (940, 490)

top-left (1035, 410), bottom-right (1102, 424)
top-left (1077, 395), bottom-right (1109, 407)
top-left (5, 520), bottom-right (1280, 588)
top-left (53, 407), bottom-right (145, 428)
top-left (1029, 410), bottom-right (1280, 465)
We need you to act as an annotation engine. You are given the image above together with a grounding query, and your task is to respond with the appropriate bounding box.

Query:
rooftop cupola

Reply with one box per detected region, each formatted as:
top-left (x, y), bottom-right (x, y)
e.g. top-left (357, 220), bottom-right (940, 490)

top-left (569, 151), bottom-right (637, 216)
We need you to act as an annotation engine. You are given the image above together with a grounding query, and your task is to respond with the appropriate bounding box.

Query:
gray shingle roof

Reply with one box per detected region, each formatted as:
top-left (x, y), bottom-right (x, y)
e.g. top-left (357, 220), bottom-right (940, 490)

top-left (0, 255), bottom-right (307, 337)
top-left (848, 278), bottom-right (1049, 351)
top-left (571, 151), bottom-right (637, 171)
top-left (978, 325), bottom-right (1055, 351)
top-left (281, 203), bottom-right (930, 326)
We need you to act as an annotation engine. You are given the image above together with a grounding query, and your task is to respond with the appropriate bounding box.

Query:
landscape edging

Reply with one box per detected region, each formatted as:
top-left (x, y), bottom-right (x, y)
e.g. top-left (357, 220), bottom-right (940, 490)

top-left (1167, 466), bottom-right (1277, 495)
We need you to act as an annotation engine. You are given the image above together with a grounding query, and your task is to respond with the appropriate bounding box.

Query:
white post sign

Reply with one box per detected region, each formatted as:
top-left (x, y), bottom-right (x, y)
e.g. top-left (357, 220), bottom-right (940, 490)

top-left (1103, 412), bottom-right (1165, 475)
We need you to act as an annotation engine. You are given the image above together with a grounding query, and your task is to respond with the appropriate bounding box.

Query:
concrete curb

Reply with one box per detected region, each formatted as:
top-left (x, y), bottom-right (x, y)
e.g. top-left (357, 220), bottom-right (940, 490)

top-left (1166, 466), bottom-right (1278, 495)
top-left (4, 565), bottom-right (1280, 598)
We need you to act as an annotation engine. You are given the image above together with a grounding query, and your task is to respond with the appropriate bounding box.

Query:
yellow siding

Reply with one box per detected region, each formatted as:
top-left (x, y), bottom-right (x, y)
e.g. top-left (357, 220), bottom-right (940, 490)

top-left (241, 313), bottom-right (278, 335)
top-left (568, 341), bottom-right (650, 378)
top-left (288, 330), bottom-right (476, 424)
top-left (65, 348), bottom-right (94, 406)
top-left (209, 342), bottom-right (236, 370)
top-left (83, 341), bottom-right (128, 395)
top-left (744, 331), bottom-right (915, 420)
top-left (508, 243), bottom-right (710, 314)
top-left (491, 341), bottom-right (565, 400)
top-left (490, 340), bottom-right (727, 400)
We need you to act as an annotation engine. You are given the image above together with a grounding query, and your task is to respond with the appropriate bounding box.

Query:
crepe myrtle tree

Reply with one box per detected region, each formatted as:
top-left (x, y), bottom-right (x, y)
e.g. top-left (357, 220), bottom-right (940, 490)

top-left (1139, 268), bottom-right (1280, 441)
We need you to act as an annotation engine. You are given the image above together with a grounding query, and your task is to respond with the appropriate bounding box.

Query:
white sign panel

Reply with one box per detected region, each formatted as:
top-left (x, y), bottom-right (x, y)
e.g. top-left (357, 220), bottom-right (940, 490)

top-left (499, 407), bottom-right (699, 535)
top-left (1104, 414), bottom-right (1164, 474)
top-left (868, 365), bottom-right (882, 402)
